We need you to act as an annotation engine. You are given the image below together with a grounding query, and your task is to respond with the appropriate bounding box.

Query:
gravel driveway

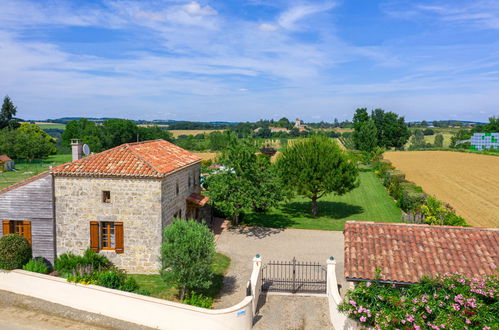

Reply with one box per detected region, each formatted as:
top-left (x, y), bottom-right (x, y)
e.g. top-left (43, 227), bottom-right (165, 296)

top-left (215, 227), bottom-right (346, 309)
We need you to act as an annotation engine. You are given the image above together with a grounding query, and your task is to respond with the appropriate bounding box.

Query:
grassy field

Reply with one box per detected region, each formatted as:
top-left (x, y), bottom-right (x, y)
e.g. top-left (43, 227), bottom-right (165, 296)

top-left (0, 154), bottom-right (71, 190)
top-left (129, 253), bottom-right (231, 304)
top-left (242, 167), bottom-right (402, 231)
top-left (35, 122), bottom-right (66, 130)
top-left (169, 129), bottom-right (224, 138)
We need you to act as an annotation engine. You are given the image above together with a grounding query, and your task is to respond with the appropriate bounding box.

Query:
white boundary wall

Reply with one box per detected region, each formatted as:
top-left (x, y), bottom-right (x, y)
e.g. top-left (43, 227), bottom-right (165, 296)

top-left (326, 257), bottom-right (353, 330)
top-left (0, 268), bottom-right (258, 330)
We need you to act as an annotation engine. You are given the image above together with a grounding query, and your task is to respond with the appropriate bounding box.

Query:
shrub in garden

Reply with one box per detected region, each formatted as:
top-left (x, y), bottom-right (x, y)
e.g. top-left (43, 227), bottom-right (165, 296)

top-left (182, 291), bottom-right (214, 308)
top-left (0, 234), bottom-right (32, 270)
top-left (55, 248), bottom-right (111, 276)
top-left (421, 196), bottom-right (468, 226)
top-left (161, 218), bottom-right (216, 300)
top-left (339, 273), bottom-right (498, 329)
top-left (94, 268), bottom-right (138, 292)
top-left (23, 257), bottom-right (50, 274)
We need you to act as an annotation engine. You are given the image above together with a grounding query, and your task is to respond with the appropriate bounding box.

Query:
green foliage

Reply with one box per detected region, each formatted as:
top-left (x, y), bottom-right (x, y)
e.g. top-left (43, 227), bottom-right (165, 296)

top-left (0, 95), bottom-right (20, 130)
top-left (61, 118), bottom-right (173, 152)
top-left (357, 120), bottom-right (378, 152)
top-left (423, 128), bottom-right (435, 135)
top-left (0, 234), bottom-right (32, 270)
top-left (339, 273), bottom-right (498, 329)
top-left (0, 123), bottom-right (56, 160)
top-left (182, 291), bottom-right (214, 308)
top-left (434, 134), bottom-right (444, 148)
top-left (23, 258), bottom-right (50, 274)
top-left (94, 268), bottom-right (139, 292)
top-left (206, 133), bottom-right (285, 223)
top-left (55, 248), bottom-right (111, 275)
top-left (161, 219), bottom-right (216, 300)
top-left (421, 196), bottom-right (468, 226)
top-left (276, 135), bottom-right (359, 216)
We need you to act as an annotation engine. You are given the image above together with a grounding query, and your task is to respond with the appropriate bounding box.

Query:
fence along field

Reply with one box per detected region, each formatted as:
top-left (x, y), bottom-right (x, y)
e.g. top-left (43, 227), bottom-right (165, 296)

top-left (383, 151), bottom-right (499, 228)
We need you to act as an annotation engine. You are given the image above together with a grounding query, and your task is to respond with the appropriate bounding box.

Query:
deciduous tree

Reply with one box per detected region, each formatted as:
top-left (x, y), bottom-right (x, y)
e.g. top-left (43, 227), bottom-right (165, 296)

top-left (161, 219), bottom-right (215, 300)
top-left (276, 135), bottom-right (359, 216)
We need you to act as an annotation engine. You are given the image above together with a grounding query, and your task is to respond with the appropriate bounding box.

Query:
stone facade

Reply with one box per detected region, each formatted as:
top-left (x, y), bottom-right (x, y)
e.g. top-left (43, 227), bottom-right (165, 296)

top-left (55, 163), bottom-right (201, 274)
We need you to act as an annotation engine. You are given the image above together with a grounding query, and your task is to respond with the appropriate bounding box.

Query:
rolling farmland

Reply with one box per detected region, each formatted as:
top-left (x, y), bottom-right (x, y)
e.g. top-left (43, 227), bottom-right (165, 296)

top-left (384, 151), bottom-right (499, 228)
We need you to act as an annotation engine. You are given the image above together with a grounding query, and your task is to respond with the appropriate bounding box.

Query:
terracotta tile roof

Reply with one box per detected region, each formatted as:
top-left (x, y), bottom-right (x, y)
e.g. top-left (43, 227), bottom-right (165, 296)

top-left (0, 171), bottom-right (50, 195)
top-left (52, 139), bottom-right (201, 178)
top-left (344, 221), bottom-right (499, 284)
top-left (0, 155), bottom-right (12, 161)
top-left (186, 193), bottom-right (210, 207)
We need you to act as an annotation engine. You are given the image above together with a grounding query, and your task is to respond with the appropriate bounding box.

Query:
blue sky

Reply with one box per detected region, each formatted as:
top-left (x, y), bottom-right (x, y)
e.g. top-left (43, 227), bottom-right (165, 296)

top-left (1, 0), bottom-right (498, 122)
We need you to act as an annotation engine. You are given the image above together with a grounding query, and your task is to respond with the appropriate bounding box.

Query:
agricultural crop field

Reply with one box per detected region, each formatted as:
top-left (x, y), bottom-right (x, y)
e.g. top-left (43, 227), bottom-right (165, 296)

top-left (193, 152), bottom-right (219, 161)
top-left (168, 129), bottom-right (224, 138)
top-left (384, 151), bottom-right (499, 228)
top-left (35, 122), bottom-right (66, 129)
top-left (405, 132), bottom-right (454, 148)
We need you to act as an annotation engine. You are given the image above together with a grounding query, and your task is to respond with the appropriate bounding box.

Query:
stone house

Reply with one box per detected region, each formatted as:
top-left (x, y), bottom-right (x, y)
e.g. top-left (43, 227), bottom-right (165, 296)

top-left (0, 139), bottom-right (209, 273)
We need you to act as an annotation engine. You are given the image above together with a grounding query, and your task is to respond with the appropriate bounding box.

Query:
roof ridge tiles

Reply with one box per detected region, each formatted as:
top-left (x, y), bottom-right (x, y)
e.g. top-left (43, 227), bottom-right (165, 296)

top-left (123, 143), bottom-right (162, 176)
top-left (345, 220), bottom-right (499, 232)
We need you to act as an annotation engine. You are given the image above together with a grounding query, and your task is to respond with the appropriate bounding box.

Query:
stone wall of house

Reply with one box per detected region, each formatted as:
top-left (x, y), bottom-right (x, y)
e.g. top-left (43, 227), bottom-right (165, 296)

top-left (161, 164), bottom-right (201, 228)
top-left (54, 177), bottom-right (163, 273)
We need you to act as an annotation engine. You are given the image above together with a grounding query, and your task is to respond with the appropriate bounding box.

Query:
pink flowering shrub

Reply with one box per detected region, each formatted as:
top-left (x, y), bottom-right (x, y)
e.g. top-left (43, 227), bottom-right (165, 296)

top-left (338, 272), bottom-right (498, 329)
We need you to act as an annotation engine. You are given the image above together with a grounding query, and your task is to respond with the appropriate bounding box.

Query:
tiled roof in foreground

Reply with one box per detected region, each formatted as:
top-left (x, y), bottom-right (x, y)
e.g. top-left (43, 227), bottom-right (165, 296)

top-left (52, 139), bottom-right (201, 178)
top-left (344, 221), bottom-right (499, 284)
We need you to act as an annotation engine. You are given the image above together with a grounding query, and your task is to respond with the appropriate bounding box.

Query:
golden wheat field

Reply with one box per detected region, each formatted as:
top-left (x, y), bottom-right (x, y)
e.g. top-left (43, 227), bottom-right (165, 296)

top-left (193, 152), bottom-right (219, 160)
top-left (169, 129), bottom-right (224, 138)
top-left (384, 151), bottom-right (499, 228)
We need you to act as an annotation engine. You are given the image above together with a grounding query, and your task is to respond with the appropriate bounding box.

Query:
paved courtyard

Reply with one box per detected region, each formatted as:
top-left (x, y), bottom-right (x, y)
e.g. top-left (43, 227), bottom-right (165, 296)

top-left (215, 226), bottom-right (346, 309)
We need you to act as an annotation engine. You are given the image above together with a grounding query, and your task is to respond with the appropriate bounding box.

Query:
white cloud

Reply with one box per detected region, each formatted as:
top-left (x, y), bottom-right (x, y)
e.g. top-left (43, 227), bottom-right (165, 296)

top-left (278, 2), bottom-right (336, 30)
top-left (183, 2), bottom-right (217, 16)
top-left (258, 23), bottom-right (278, 31)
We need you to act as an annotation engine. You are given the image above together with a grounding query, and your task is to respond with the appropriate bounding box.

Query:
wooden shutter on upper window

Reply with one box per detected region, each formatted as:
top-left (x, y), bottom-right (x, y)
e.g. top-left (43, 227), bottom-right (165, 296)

top-left (22, 221), bottom-right (32, 245)
top-left (2, 220), bottom-right (10, 236)
top-left (90, 221), bottom-right (99, 252)
top-left (115, 222), bottom-right (124, 253)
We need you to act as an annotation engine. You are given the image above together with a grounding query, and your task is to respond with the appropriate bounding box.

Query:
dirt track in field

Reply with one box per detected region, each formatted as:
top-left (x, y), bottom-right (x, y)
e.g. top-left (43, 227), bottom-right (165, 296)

top-left (384, 151), bottom-right (499, 228)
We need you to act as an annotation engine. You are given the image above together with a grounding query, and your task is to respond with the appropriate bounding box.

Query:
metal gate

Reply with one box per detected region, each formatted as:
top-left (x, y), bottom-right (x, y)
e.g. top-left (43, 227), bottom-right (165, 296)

top-left (261, 257), bottom-right (327, 294)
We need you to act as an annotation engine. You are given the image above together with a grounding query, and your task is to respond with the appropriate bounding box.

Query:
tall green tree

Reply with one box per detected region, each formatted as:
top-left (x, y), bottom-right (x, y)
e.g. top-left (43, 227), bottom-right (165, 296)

top-left (434, 134), bottom-right (444, 148)
top-left (276, 135), bottom-right (359, 216)
top-left (0, 123), bottom-right (56, 160)
top-left (161, 219), bottom-right (215, 300)
top-left (102, 119), bottom-right (139, 148)
top-left (205, 133), bottom-right (285, 224)
top-left (411, 129), bottom-right (425, 147)
top-left (0, 95), bottom-right (20, 130)
top-left (357, 120), bottom-right (378, 152)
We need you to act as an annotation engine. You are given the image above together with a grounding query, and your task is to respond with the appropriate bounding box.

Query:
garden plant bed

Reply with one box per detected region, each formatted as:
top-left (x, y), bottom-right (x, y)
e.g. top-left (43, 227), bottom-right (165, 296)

top-left (129, 253), bottom-right (230, 305)
top-left (242, 167), bottom-right (401, 231)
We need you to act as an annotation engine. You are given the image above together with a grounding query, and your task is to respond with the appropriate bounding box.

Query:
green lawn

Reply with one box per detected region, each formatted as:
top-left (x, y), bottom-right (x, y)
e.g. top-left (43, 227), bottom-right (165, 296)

top-left (242, 167), bottom-right (402, 230)
top-left (0, 154), bottom-right (72, 190)
top-left (129, 253), bottom-right (231, 303)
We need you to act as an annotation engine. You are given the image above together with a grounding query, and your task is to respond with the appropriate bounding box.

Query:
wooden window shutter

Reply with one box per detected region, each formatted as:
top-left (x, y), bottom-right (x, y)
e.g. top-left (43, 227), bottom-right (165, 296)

top-left (90, 221), bottom-right (99, 252)
top-left (115, 222), bottom-right (124, 253)
top-left (22, 221), bottom-right (32, 245)
top-left (2, 220), bottom-right (10, 235)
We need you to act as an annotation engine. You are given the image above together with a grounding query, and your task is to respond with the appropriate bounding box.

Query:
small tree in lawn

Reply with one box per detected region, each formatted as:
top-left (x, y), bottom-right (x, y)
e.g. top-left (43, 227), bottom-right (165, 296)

top-left (161, 219), bottom-right (215, 300)
top-left (276, 135), bottom-right (359, 216)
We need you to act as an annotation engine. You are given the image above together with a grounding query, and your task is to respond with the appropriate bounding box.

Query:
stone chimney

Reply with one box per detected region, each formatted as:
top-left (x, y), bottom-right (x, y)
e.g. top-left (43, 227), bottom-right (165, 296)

top-left (71, 139), bottom-right (83, 162)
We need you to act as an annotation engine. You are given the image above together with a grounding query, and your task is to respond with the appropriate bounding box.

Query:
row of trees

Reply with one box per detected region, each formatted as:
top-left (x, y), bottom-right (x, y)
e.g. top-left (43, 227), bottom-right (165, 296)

top-left (352, 108), bottom-right (410, 152)
top-left (0, 96), bottom-right (56, 160)
top-left (206, 134), bottom-right (359, 219)
top-left (62, 118), bottom-right (173, 152)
